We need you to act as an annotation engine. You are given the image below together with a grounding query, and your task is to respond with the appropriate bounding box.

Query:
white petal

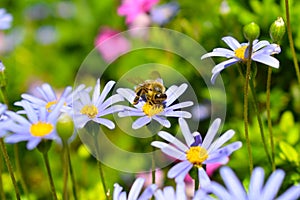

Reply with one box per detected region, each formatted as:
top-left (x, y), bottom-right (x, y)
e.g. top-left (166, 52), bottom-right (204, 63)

top-left (158, 131), bottom-right (189, 152)
top-left (207, 129), bottom-right (235, 153)
top-left (222, 36), bottom-right (241, 50)
top-left (178, 118), bottom-right (194, 146)
top-left (202, 118), bottom-right (221, 149)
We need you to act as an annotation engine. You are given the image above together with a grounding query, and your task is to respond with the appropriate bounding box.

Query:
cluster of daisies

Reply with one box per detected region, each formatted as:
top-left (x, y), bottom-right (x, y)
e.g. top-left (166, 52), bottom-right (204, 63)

top-left (0, 72), bottom-right (299, 199)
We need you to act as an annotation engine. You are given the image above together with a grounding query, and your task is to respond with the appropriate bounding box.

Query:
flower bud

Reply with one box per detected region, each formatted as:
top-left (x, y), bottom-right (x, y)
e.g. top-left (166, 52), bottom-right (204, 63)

top-left (269, 17), bottom-right (285, 44)
top-left (243, 22), bottom-right (260, 41)
top-left (56, 113), bottom-right (75, 143)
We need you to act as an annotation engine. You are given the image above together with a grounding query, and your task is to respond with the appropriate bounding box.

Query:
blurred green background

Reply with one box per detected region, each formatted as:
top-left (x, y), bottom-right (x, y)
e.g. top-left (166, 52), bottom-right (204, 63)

top-left (1, 0), bottom-right (300, 199)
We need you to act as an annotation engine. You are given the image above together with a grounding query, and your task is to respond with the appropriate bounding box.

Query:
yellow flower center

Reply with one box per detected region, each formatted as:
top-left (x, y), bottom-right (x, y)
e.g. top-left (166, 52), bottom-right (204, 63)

top-left (142, 102), bottom-right (164, 117)
top-left (30, 121), bottom-right (54, 137)
top-left (186, 146), bottom-right (208, 168)
top-left (234, 45), bottom-right (248, 60)
top-left (45, 100), bottom-right (58, 112)
top-left (80, 105), bottom-right (98, 119)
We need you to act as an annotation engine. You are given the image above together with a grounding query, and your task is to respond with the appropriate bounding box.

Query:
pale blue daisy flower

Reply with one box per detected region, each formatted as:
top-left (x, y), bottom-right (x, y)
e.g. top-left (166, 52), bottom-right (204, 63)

top-left (151, 118), bottom-right (242, 184)
top-left (197, 166), bottom-right (300, 200)
top-left (4, 99), bottom-right (64, 150)
top-left (113, 177), bottom-right (157, 200)
top-left (154, 182), bottom-right (187, 200)
top-left (150, 2), bottom-right (179, 26)
top-left (0, 103), bottom-right (14, 138)
top-left (72, 79), bottom-right (124, 129)
top-left (0, 61), bottom-right (5, 72)
top-left (201, 36), bottom-right (281, 84)
top-left (117, 82), bottom-right (193, 129)
top-left (15, 83), bottom-right (91, 113)
top-left (0, 8), bottom-right (13, 30)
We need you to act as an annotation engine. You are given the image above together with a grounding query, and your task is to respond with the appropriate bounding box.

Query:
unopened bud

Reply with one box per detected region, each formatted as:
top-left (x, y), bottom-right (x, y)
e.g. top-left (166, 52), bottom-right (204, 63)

top-left (56, 113), bottom-right (75, 143)
top-left (269, 17), bottom-right (285, 43)
top-left (243, 22), bottom-right (260, 41)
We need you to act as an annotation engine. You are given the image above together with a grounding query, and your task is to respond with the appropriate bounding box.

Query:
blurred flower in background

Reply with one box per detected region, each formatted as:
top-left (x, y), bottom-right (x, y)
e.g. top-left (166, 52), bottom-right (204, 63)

top-left (137, 169), bottom-right (164, 188)
top-left (198, 166), bottom-right (300, 200)
top-left (150, 2), bottom-right (179, 26)
top-left (0, 8), bottom-right (13, 30)
top-left (95, 27), bottom-right (131, 63)
top-left (117, 0), bottom-right (159, 24)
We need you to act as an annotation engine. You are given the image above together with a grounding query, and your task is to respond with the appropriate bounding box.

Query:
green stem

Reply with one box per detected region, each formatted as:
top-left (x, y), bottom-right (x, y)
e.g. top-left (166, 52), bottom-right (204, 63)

top-left (14, 144), bottom-right (29, 199)
top-left (285, 0), bottom-right (300, 85)
top-left (95, 138), bottom-right (110, 200)
top-left (62, 144), bottom-right (69, 200)
top-left (66, 143), bottom-right (78, 200)
top-left (249, 77), bottom-right (273, 168)
top-left (244, 41), bottom-right (254, 173)
top-left (0, 139), bottom-right (20, 200)
top-left (42, 152), bottom-right (58, 200)
top-left (266, 67), bottom-right (276, 171)
top-left (0, 152), bottom-right (5, 200)
top-left (151, 147), bottom-right (155, 184)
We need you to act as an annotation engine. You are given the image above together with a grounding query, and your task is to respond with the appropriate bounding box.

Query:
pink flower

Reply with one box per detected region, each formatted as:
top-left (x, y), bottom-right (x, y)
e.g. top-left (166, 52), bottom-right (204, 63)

top-left (206, 157), bottom-right (229, 177)
top-left (117, 0), bottom-right (159, 24)
top-left (94, 28), bottom-right (131, 63)
top-left (136, 169), bottom-right (164, 188)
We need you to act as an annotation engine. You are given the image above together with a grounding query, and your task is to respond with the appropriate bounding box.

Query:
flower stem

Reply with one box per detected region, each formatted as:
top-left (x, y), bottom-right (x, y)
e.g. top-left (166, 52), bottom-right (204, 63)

top-left (66, 143), bottom-right (78, 200)
top-left (285, 0), bottom-right (300, 85)
top-left (94, 138), bottom-right (110, 200)
top-left (266, 67), bottom-right (276, 171)
top-left (62, 144), bottom-right (69, 200)
top-left (42, 152), bottom-right (58, 200)
top-left (0, 153), bottom-right (5, 200)
top-left (0, 139), bottom-right (20, 200)
top-left (14, 144), bottom-right (29, 199)
top-left (249, 77), bottom-right (273, 168)
top-left (244, 41), bottom-right (254, 173)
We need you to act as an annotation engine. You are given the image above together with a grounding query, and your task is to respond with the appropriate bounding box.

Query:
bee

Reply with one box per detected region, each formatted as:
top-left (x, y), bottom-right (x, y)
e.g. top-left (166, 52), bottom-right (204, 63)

top-left (133, 79), bottom-right (167, 105)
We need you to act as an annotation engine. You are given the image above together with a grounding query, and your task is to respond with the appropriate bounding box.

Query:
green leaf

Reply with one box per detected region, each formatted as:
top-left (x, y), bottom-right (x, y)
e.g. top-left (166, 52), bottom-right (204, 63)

top-left (279, 141), bottom-right (299, 165)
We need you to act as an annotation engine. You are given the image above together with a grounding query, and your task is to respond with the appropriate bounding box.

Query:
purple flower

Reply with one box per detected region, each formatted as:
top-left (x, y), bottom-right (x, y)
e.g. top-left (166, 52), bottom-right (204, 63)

top-left (196, 166), bottom-right (300, 200)
top-left (4, 99), bottom-right (64, 150)
top-left (117, 0), bottom-right (159, 24)
top-left (113, 177), bottom-right (157, 200)
top-left (151, 118), bottom-right (242, 185)
top-left (201, 36), bottom-right (281, 84)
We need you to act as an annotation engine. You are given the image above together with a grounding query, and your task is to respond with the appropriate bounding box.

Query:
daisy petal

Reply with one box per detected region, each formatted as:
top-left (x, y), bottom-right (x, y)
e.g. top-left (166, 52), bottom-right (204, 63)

top-left (220, 166), bottom-right (247, 199)
top-left (201, 48), bottom-right (235, 59)
top-left (252, 54), bottom-right (279, 68)
top-left (178, 118), bottom-right (194, 146)
top-left (222, 36), bottom-right (241, 50)
top-left (93, 118), bottom-right (115, 129)
top-left (153, 116), bottom-right (171, 128)
top-left (132, 116), bottom-right (151, 129)
top-left (202, 118), bottom-right (221, 149)
top-left (160, 144), bottom-right (186, 160)
top-left (167, 160), bottom-right (192, 179)
top-left (248, 167), bottom-right (265, 200)
top-left (158, 131), bottom-right (189, 152)
top-left (207, 129), bottom-right (235, 153)
top-left (277, 185), bottom-right (300, 200)
top-left (260, 169), bottom-right (285, 200)
top-left (128, 178), bottom-right (144, 200)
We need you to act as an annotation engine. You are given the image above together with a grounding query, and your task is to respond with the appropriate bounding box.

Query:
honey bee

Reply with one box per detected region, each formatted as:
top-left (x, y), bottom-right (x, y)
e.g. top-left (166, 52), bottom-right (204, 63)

top-left (133, 79), bottom-right (167, 105)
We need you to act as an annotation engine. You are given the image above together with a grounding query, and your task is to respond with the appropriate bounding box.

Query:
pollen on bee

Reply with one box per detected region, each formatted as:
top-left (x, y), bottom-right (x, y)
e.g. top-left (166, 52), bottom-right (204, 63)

top-left (142, 102), bottom-right (164, 117)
